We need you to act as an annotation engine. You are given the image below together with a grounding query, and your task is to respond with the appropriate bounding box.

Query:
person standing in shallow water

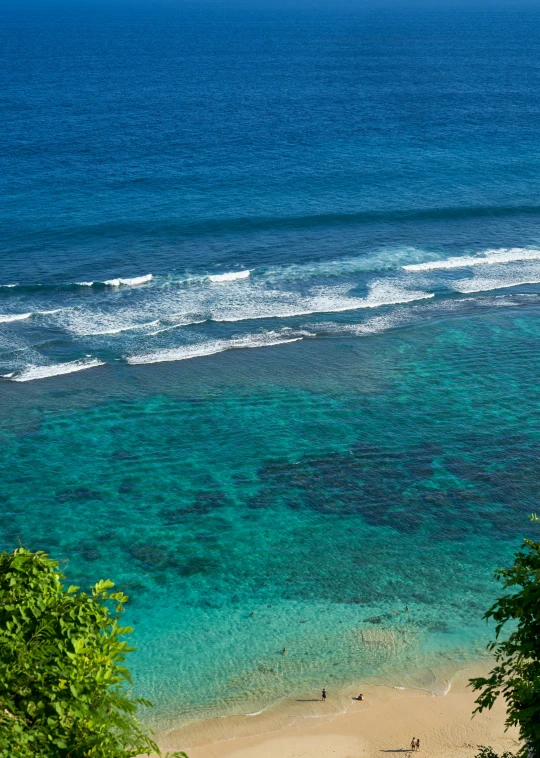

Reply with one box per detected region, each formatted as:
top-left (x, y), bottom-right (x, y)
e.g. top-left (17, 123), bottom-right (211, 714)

top-left (321, 688), bottom-right (326, 702)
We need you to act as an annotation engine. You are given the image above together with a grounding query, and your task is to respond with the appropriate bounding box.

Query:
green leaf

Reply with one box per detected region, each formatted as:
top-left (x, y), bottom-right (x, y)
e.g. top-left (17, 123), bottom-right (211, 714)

top-left (469, 521), bottom-right (540, 758)
top-left (0, 547), bottom-right (165, 758)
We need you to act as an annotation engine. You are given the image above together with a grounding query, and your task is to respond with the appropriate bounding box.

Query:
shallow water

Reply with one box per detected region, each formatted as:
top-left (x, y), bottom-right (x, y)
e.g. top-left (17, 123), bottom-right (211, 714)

top-left (1, 308), bottom-right (537, 730)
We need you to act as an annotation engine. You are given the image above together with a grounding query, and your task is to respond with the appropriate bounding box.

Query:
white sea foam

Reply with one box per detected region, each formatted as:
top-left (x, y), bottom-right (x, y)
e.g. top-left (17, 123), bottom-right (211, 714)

top-left (312, 291), bottom-right (539, 342)
top-left (77, 277), bottom-right (431, 332)
top-left (75, 274), bottom-right (153, 287)
top-left (126, 332), bottom-right (302, 365)
top-left (352, 312), bottom-right (408, 335)
top-left (0, 313), bottom-right (32, 323)
top-left (60, 306), bottom-right (206, 337)
top-left (103, 274), bottom-right (153, 287)
top-left (403, 247), bottom-right (540, 272)
top-left (314, 309), bottom-right (410, 338)
top-left (148, 319), bottom-right (206, 336)
top-left (453, 269), bottom-right (540, 294)
top-left (80, 320), bottom-right (161, 336)
top-left (87, 316), bottom-right (205, 337)
top-left (358, 281), bottom-right (434, 308)
top-left (264, 249), bottom-right (422, 283)
top-left (21, 278), bottom-right (431, 343)
top-left (210, 282), bottom-right (434, 323)
top-left (2, 357), bottom-right (105, 382)
top-left (208, 270), bottom-right (251, 283)
top-left (245, 708), bottom-right (267, 717)
top-left (0, 309), bottom-right (66, 324)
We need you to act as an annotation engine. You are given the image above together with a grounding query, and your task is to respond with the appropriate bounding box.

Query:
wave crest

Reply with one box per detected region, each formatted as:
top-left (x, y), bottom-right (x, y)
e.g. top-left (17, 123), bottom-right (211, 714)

top-left (77, 274), bottom-right (153, 287)
top-left (0, 313), bottom-right (32, 323)
top-left (403, 247), bottom-right (540, 272)
top-left (208, 270), bottom-right (251, 283)
top-left (2, 357), bottom-right (104, 382)
top-left (126, 332), bottom-right (303, 365)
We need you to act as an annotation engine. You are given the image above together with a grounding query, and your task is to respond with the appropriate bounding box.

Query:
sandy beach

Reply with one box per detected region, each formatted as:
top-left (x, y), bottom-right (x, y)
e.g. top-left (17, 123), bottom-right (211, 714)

top-left (155, 664), bottom-right (520, 758)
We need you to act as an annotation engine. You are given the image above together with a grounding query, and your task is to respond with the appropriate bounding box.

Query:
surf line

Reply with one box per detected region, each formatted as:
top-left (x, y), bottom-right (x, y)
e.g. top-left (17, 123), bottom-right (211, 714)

top-left (2, 357), bottom-right (105, 382)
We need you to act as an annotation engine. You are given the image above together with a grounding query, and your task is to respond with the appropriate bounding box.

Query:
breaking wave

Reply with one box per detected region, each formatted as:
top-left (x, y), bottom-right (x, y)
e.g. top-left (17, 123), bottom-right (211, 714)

top-left (210, 282), bottom-right (434, 323)
top-left (2, 357), bottom-right (105, 382)
top-left (126, 332), bottom-right (303, 365)
top-left (0, 309), bottom-right (69, 325)
top-left (79, 320), bottom-right (161, 336)
top-left (0, 313), bottom-right (32, 323)
top-left (453, 273), bottom-right (540, 294)
top-left (208, 270), bottom-right (251, 283)
top-left (4, 247), bottom-right (540, 381)
top-left (77, 274), bottom-right (153, 287)
top-left (403, 247), bottom-right (540, 272)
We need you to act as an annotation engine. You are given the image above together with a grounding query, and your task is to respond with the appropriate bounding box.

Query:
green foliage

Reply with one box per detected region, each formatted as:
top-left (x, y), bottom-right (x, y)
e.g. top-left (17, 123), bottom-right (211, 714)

top-left (470, 516), bottom-right (540, 758)
top-left (0, 548), bottom-right (187, 758)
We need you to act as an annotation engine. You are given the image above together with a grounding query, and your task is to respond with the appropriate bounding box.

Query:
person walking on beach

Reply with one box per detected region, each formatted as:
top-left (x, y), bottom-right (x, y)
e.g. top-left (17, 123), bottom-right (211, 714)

top-left (411, 737), bottom-right (416, 752)
top-left (321, 688), bottom-right (327, 702)
top-left (415, 738), bottom-right (420, 751)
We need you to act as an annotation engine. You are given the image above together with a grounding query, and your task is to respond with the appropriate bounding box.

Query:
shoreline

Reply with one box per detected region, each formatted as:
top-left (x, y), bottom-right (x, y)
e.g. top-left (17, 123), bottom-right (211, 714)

top-left (152, 660), bottom-right (520, 757)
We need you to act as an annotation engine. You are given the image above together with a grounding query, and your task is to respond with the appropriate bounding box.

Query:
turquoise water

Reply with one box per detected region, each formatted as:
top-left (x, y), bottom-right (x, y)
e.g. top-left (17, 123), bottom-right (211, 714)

top-left (1, 303), bottom-right (537, 734)
top-left (2, 6), bottom-right (540, 744)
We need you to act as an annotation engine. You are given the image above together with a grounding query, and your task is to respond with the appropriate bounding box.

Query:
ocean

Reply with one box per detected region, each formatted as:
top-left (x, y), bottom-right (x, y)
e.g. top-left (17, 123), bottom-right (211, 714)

top-left (1, 5), bottom-right (540, 745)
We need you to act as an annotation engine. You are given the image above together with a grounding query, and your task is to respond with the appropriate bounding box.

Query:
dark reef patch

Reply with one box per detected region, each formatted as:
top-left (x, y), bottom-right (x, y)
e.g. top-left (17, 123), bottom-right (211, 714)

top-left (250, 437), bottom-right (533, 536)
top-left (127, 543), bottom-right (179, 570)
top-left (160, 491), bottom-right (229, 523)
top-left (56, 488), bottom-right (103, 503)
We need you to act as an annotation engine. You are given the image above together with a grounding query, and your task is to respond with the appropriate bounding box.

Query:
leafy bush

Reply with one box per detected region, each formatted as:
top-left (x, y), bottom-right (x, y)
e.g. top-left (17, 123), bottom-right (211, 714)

top-left (470, 516), bottom-right (540, 758)
top-left (0, 548), bottom-right (187, 758)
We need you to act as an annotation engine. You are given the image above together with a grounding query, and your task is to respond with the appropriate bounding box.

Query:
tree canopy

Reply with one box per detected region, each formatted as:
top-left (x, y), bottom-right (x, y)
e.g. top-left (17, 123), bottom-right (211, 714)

top-left (470, 516), bottom-right (540, 758)
top-left (0, 548), bottom-right (186, 758)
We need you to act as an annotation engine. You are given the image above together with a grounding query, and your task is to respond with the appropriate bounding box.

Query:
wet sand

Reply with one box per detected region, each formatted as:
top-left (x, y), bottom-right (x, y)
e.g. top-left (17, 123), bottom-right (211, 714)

top-left (155, 664), bottom-right (519, 758)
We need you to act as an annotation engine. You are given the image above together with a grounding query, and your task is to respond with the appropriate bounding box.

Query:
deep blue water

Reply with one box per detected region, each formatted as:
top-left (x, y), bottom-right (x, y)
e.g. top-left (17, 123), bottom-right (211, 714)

top-left (1, 7), bottom-right (540, 745)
